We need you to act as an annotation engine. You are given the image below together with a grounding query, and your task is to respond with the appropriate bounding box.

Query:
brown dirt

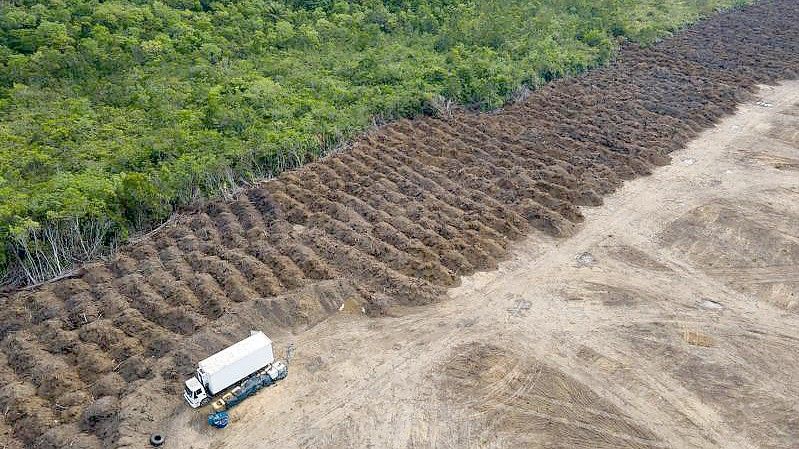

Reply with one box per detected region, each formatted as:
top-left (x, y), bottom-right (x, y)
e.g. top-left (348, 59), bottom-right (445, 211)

top-left (172, 79), bottom-right (799, 449)
top-left (437, 344), bottom-right (663, 448)
top-left (0, 1), bottom-right (798, 447)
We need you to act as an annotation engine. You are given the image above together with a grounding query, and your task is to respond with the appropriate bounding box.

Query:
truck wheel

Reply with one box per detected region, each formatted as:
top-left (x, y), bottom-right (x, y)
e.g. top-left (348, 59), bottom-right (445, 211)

top-left (149, 433), bottom-right (165, 447)
top-left (200, 397), bottom-right (210, 407)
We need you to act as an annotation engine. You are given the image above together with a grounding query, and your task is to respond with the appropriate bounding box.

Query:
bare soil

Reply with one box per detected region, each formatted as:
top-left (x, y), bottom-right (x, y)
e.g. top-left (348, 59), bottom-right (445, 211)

top-left (168, 79), bottom-right (799, 449)
top-left (0, 1), bottom-right (798, 448)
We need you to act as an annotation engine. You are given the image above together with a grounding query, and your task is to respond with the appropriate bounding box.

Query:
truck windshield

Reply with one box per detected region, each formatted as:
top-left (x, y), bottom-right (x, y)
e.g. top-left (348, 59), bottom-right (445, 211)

top-left (185, 385), bottom-right (194, 397)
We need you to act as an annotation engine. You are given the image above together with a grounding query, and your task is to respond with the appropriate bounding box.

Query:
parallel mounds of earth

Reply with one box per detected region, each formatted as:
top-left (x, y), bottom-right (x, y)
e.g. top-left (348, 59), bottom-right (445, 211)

top-left (2, 1), bottom-right (799, 447)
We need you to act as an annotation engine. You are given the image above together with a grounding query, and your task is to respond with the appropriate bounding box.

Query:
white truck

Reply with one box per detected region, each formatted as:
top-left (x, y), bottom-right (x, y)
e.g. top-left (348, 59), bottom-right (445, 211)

top-left (184, 331), bottom-right (286, 409)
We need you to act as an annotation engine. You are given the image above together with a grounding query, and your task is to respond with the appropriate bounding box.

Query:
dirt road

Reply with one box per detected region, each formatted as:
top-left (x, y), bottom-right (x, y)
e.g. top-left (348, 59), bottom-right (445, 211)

top-left (166, 81), bottom-right (799, 448)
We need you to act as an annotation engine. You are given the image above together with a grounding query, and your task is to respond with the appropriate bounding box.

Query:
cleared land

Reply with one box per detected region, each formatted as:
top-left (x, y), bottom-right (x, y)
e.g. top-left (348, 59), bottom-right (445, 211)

top-left (165, 78), bottom-right (799, 449)
top-left (167, 81), bottom-right (799, 449)
top-left (0, 1), bottom-right (798, 448)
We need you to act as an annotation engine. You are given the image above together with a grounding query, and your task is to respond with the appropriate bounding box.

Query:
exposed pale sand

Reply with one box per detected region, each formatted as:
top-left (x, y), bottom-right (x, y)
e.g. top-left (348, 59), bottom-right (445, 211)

top-left (167, 81), bottom-right (799, 449)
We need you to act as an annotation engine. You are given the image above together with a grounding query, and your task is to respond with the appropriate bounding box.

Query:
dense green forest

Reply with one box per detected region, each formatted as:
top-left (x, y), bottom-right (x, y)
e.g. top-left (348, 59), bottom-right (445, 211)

top-left (0, 0), bottom-right (746, 284)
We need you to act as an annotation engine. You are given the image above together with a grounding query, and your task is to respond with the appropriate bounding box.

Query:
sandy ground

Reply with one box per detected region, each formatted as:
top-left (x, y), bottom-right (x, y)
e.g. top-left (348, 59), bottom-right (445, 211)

top-left (165, 81), bottom-right (799, 449)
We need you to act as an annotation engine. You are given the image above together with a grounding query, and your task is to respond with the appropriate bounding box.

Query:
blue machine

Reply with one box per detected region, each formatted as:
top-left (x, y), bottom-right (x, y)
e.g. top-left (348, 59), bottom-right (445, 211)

top-left (208, 411), bottom-right (229, 429)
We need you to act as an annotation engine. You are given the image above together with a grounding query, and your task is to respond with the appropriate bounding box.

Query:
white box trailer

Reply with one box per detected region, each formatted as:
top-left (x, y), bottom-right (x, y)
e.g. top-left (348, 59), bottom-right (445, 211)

top-left (184, 331), bottom-right (274, 408)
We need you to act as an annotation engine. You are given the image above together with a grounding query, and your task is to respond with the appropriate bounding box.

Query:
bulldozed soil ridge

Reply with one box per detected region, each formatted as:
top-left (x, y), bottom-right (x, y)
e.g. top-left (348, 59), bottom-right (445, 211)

top-left (1, 1), bottom-right (798, 447)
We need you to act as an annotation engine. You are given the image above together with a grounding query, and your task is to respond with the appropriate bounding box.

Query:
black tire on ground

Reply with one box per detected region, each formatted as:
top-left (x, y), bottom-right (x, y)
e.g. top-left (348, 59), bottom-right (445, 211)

top-left (150, 433), bottom-right (165, 447)
top-left (200, 397), bottom-right (210, 406)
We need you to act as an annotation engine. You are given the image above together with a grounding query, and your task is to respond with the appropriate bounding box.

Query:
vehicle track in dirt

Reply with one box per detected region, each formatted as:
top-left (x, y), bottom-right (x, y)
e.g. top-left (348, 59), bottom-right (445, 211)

top-left (0, 1), bottom-right (798, 447)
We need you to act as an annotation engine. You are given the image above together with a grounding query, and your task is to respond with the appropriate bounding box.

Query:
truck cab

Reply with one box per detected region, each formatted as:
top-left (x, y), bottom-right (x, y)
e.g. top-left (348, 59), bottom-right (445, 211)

top-left (184, 377), bottom-right (209, 408)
